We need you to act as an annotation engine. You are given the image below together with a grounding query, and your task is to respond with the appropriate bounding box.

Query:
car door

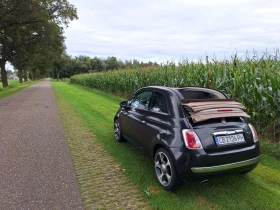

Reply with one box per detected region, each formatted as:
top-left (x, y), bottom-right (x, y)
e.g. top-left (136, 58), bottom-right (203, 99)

top-left (143, 91), bottom-right (175, 151)
top-left (121, 91), bottom-right (153, 148)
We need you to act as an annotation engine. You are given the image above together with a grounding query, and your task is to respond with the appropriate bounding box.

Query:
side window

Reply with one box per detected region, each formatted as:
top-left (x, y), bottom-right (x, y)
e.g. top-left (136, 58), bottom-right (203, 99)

top-left (130, 91), bottom-right (153, 110)
top-left (150, 92), bottom-right (168, 114)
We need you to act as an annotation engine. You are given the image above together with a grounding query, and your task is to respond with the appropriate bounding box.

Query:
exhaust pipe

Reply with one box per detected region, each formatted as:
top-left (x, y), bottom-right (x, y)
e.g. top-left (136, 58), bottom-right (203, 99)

top-left (200, 179), bottom-right (208, 185)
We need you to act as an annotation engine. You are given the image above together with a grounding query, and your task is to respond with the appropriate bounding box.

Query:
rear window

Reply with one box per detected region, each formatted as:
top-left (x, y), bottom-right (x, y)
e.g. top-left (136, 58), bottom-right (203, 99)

top-left (178, 89), bottom-right (226, 99)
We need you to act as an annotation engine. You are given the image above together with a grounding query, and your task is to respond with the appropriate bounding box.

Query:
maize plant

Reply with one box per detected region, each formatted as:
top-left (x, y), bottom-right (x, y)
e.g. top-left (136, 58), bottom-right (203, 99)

top-left (71, 54), bottom-right (280, 141)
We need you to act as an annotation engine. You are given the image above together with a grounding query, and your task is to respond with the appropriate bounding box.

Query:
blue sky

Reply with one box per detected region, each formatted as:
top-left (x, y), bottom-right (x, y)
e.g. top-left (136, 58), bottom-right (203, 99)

top-left (64, 0), bottom-right (280, 62)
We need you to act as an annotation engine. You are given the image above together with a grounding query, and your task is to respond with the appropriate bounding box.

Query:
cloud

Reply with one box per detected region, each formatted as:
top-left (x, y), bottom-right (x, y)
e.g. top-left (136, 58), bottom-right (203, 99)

top-left (65, 0), bottom-right (280, 62)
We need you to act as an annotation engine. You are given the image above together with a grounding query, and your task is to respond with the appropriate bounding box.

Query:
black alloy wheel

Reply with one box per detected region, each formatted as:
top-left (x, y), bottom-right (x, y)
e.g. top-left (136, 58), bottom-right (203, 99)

top-left (154, 148), bottom-right (182, 190)
top-left (114, 119), bottom-right (124, 142)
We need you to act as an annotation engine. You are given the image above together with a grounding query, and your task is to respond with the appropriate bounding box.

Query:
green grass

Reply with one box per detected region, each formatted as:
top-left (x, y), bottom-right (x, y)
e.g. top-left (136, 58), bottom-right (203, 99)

top-left (0, 79), bottom-right (19, 88)
top-left (53, 88), bottom-right (148, 209)
top-left (260, 140), bottom-right (280, 160)
top-left (52, 81), bottom-right (280, 210)
top-left (0, 80), bottom-right (37, 99)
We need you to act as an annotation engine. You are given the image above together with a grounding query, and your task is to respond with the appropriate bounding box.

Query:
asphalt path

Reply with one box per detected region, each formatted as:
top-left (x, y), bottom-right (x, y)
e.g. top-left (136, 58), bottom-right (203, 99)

top-left (0, 80), bottom-right (84, 210)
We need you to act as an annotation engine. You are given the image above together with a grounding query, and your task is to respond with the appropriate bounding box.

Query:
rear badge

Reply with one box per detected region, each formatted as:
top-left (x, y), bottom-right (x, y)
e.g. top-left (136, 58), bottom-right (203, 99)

top-left (221, 118), bottom-right (226, 124)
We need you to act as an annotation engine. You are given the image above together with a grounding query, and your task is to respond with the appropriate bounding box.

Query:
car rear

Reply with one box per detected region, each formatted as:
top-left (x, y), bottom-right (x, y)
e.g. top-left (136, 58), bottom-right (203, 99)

top-left (172, 87), bottom-right (260, 181)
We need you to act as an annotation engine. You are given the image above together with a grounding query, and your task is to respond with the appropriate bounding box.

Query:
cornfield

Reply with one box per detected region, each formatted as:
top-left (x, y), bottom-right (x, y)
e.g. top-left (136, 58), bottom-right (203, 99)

top-left (71, 54), bottom-right (280, 141)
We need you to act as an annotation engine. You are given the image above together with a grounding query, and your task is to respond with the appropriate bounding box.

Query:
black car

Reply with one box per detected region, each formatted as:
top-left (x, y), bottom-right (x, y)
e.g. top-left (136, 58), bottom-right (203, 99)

top-left (114, 86), bottom-right (260, 190)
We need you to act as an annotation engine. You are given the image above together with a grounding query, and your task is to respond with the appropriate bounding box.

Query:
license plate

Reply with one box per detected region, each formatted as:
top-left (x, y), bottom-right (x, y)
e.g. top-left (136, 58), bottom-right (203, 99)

top-left (215, 134), bottom-right (245, 146)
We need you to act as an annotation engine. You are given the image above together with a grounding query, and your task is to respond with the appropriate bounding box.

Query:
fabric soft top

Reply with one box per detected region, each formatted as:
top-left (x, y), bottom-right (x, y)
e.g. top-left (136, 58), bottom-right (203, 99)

top-left (181, 99), bottom-right (250, 123)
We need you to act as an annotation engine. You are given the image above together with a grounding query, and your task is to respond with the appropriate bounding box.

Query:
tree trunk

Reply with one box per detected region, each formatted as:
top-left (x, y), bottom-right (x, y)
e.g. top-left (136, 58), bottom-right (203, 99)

top-left (23, 70), bottom-right (28, 82)
top-left (0, 59), bottom-right (8, 88)
top-left (56, 72), bottom-right (60, 81)
top-left (18, 69), bottom-right (23, 83)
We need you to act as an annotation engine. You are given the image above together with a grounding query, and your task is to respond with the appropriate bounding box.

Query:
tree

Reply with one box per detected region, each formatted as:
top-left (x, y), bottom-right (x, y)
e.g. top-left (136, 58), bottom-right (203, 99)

top-left (11, 21), bottom-right (65, 83)
top-left (106, 56), bottom-right (119, 70)
top-left (118, 59), bottom-right (125, 69)
top-left (90, 57), bottom-right (106, 72)
top-left (0, 0), bottom-right (78, 87)
top-left (53, 52), bottom-right (72, 81)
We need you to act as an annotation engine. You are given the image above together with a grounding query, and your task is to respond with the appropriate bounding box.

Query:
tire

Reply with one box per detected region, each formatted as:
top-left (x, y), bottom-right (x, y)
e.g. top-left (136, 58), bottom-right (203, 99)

top-left (114, 119), bottom-right (125, 142)
top-left (154, 148), bottom-right (182, 190)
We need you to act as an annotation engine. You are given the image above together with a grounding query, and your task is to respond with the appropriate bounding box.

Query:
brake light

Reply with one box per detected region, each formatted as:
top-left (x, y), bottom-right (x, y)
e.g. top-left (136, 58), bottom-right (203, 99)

top-left (248, 124), bottom-right (258, 142)
top-left (182, 129), bottom-right (203, 149)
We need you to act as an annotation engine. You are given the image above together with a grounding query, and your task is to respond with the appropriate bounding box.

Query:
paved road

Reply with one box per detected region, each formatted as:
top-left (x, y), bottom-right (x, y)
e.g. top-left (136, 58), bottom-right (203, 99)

top-left (0, 80), bottom-right (84, 210)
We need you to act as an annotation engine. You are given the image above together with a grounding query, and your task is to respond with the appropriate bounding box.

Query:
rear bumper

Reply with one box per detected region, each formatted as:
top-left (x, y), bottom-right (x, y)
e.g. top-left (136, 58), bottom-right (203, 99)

top-left (191, 156), bottom-right (260, 173)
top-left (170, 141), bottom-right (260, 182)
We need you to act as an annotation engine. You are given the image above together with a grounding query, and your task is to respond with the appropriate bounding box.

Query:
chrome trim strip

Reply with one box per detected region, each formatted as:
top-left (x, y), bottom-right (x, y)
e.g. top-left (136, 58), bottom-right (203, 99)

top-left (213, 130), bottom-right (243, 136)
top-left (191, 156), bottom-right (260, 173)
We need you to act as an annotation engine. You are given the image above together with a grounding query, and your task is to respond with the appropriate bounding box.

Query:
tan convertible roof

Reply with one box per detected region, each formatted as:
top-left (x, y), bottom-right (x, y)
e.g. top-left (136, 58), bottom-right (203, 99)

top-left (181, 99), bottom-right (250, 123)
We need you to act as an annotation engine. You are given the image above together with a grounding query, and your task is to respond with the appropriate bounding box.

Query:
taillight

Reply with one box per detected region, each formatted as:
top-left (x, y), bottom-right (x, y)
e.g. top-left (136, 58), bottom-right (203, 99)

top-left (248, 124), bottom-right (258, 142)
top-left (182, 129), bottom-right (203, 149)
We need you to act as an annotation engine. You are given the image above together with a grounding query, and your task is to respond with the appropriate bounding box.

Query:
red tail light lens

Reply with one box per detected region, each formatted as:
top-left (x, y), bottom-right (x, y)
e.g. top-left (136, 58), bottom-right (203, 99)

top-left (249, 124), bottom-right (258, 142)
top-left (182, 129), bottom-right (203, 149)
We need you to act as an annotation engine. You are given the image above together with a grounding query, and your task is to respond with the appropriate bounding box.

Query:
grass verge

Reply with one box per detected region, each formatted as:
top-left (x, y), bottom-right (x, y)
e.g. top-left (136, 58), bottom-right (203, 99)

top-left (0, 79), bottom-right (19, 88)
top-left (53, 82), bottom-right (148, 209)
top-left (260, 140), bottom-right (280, 160)
top-left (0, 80), bottom-right (38, 99)
top-left (52, 81), bottom-right (280, 210)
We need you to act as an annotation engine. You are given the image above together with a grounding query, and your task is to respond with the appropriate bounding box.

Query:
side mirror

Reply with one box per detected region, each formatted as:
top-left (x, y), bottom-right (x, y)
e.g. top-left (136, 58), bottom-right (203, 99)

top-left (120, 100), bottom-right (128, 108)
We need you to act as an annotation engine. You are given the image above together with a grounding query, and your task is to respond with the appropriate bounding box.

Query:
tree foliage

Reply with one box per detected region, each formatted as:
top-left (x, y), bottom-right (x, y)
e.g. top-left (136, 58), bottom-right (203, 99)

top-left (52, 55), bottom-right (160, 79)
top-left (0, 0), bottom-right (78, 87)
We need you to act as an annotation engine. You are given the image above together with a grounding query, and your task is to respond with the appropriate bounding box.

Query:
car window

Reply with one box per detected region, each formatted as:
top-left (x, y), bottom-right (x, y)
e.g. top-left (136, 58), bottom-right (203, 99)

top-left (150, 92), bottom-right (168, 114)
top-left (130, 91), bottom-right (153, 110)
top-left (179, 91), bottom-right (212, 99)
top-left (178, 90), bottom-right (225, 99)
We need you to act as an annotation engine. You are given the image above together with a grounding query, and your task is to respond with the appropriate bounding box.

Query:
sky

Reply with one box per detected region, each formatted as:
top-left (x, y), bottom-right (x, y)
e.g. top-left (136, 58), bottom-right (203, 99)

top-left (64, 0), bottom-right (280, 63)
